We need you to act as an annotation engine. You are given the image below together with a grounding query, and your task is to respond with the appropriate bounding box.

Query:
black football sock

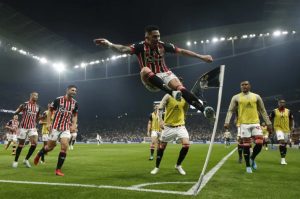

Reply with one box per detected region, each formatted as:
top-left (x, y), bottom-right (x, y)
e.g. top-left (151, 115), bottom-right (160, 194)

top-left (56, 152), bottom-right (67, 170)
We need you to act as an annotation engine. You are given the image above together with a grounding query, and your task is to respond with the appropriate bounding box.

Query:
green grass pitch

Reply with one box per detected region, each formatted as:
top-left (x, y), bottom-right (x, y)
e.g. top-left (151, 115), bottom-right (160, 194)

top-left (0, 143), bottom-right (299, 199)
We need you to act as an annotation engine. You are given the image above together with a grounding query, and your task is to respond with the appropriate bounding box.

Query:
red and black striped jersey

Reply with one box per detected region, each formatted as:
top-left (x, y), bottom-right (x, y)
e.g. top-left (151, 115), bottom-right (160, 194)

top-left (19, 101), bottom-right (40, 129)
top-left (130, 41), bottom-right (179, 74)
top-left (6, 119), bottom-right (19, 134)
top-left (50, 96), bottom-right (78, 131)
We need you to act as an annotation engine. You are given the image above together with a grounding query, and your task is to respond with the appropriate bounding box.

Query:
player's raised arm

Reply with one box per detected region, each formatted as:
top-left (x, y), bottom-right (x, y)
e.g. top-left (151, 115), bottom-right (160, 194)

top-left (94, 38), bottom-right (132, 54)
top-left (176, 48), bottom-right (213, 63)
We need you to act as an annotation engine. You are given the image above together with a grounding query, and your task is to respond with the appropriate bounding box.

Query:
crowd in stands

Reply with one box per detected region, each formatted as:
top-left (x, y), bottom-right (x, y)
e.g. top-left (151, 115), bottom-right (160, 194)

top-left (1, 103), bottom-right (299, 143)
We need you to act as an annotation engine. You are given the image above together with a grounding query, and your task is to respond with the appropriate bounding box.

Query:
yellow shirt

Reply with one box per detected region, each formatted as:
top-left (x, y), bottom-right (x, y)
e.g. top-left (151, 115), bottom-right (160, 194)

top-left (237, 92), bottom-right (259, 124)
top-left (150, 112), bottom-right (161, 132)
top-left (273, 108), bottom-right (291, 133)
top-left (41, 110), bottom-right (53, 134)
top-left (162, 96), bottom-right (188, 126)
top-left (225, 92), bottom-right (271, 126)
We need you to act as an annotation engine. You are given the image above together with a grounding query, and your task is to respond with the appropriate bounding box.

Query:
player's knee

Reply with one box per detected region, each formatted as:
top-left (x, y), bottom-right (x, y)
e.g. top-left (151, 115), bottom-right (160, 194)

top-left (159, 143), bottom-right (167, 150)
top-left (177, 85), bottom-right (186, 91)
top-left (242, 138), bottom-right (251, 147)
top-left (141, 67), bottom-right (152, 76)
top-left (254, 136), bottom-right (263, 145)
top-left (182, 143), bottom-right (190, 149)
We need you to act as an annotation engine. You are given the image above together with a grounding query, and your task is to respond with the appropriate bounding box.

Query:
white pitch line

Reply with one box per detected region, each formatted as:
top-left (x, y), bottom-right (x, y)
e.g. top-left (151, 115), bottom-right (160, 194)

top-left (187, 147), bottom-right (237, 194)
top-left (0, 180), bottom-right (192, 195)
top-left (130, 181), bottom-right (196, 189)
top-left (0, 148), bottom-right (236, 196)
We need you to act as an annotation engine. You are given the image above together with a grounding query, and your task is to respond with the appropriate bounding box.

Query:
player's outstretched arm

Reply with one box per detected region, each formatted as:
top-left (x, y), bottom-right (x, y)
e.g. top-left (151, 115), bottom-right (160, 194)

top-left (94, 38), bottom-right (132, 54)
top-left (176, 48), bottom-right (213, 63)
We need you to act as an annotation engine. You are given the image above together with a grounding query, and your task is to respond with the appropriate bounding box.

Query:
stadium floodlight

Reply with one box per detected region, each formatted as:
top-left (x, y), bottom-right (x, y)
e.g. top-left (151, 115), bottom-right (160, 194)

top-left (282, 31), bottom-right (288, 35)
top-left (95, 60), bottom-right (100, 64)
top-left (19, 49), bottom-right (27, 55)
top-left (111, 55), bottom-right (117, 60)
top-left (212, 37), bottom-right (219, 43)
top-left (200, 40), bottom-right (204, 44)
top-left (249, 34), bottom-right (256, 38)
top-left (122, 54), bottom-right (127, 58)
top-left (74, 65), bottom-right (79, 69)
top-left (265, 33), bottom-right (270, 36)
top-left (194, 41), bottom-right (197, 45)
top-left (273, 30), bottom-right (281, 37)
top-left (106, 58), bottom-right (110, 61)
top-left (220, 37), bottom-right (225, 41)
top-left (53, 62), bottom-right (66, 73)
top-left (40, 57), bottom-right (48, 64)
top-left (89, 61), bottom-right (95, 65)
top-left (186, 41), bottom-right (191, 46)
top-left (80, 62), bottom-right (87, 68)
top-left (206, 39), bottom-right (210, 43)
top-left (292, 30), bottom-right (296, 34)
top-left (259, 33), bottom-right (264, 37)
top-left (101, 59), bottom-right (105, 62)
top-left (227, 37), bottom-right (233, 41)
top-left (241, 35), bottom-right (248, 39)
top-left (11, 46), bottom-right (17, 51)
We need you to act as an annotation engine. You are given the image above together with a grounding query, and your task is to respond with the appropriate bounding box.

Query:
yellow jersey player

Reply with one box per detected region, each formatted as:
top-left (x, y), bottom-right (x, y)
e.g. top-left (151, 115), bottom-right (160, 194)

top-left (150, 84), bottom-right (190, 175)
top-left (224, 81), bottom-right (272, 173)
top-left (261, 122), bottom-right (269, 150)
top-left (269, 99), bottom-right (294, 165)
top-left (147, 104), bottom-right (161, 160)
top-left (39, 104), bottom-right (53, 163)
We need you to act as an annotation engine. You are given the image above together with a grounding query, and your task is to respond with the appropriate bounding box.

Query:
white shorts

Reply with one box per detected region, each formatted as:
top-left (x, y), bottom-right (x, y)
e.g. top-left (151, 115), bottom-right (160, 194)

top-left (71, 132), bottom-right (77, 138)
top-left (49, 129), bottom-right (71, 141)
top-left (160, 126), bottom-right (189, 143)
top-left (151, 131), bottom-right (160, 138)
top-left (8, 134), bottom-right (18, 142)
top-left (142, 71), bottom-right (178, 92)
top-left (42, 134), bottom-right (49, 142)
top-left (240, 124), bottom-right (262, 138)
top-left (276, 131), bottom-right (290, 142)
top-left (18, 128), bottom-right (38, 140)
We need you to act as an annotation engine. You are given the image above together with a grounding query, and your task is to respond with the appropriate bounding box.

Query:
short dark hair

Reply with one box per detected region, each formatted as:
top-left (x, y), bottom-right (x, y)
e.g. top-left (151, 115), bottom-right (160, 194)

top-left (145, 25), bottom-right (159, 33)
top-left (67, 85), bottom-right (77, 90)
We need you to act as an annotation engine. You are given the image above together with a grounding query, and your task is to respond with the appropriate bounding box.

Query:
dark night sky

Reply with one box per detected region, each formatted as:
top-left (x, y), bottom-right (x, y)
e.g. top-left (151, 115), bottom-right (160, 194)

top-left (1, 0), bottom-right (265, 52)
top-left (0, 0), bottom-right (299, 120)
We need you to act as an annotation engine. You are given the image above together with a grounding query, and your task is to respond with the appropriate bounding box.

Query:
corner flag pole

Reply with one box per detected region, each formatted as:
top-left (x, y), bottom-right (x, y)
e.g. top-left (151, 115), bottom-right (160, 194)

top-left (193, 65), bottom-right (225, 195)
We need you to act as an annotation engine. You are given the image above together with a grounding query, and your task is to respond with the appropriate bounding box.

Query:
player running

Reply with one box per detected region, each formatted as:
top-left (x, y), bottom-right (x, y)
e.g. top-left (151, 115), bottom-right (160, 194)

top-left (34, 85), bottom-right (79, 176)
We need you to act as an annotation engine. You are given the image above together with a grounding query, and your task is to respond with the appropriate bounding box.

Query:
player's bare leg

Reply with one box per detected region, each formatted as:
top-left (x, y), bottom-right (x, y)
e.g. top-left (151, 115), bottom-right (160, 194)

top-left (5, 141), bottom-right (12, 150)
top-left (151, 142), bottom-right (168, 174)
top-left (279, 140), bottom-right (288, 165)
top-left (149, 136), bottom-right (158, 160)
top-left (40, 141), bottom-right (48, 163)
top-left (34, 140), bottom-right (56, 165)
top-left (175, 138), bottom-right (190, 175)
top-left (21, 135), bottom-right (38, 168)
top-left (13, 139), bottom-right (25, 168)
top-left (55, 138), bottom-right (69, 176)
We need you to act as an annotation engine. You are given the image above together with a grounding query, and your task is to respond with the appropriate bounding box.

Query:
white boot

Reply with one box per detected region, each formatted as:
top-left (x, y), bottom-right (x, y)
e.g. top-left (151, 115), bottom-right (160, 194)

top-left (281, 158), bottom-right (287, 165)
top-left (150, 167), bottom-right (160, 175)
top-left (175, 165), bottom-right (186, 175)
